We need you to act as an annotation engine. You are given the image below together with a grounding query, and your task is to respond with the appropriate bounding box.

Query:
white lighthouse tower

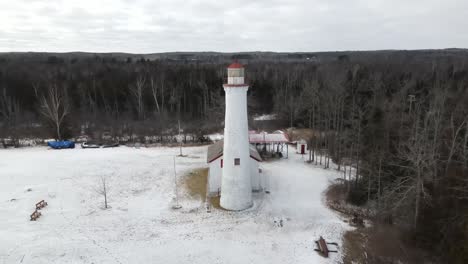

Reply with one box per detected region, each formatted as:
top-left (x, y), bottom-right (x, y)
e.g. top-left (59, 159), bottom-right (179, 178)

top-left (220, 62), bottom-right (253, 211)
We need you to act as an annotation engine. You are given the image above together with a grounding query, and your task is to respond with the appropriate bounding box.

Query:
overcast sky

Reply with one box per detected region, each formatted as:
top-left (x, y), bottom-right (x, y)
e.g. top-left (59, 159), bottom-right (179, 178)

top-left (0, 0), bottom-right (467, 53)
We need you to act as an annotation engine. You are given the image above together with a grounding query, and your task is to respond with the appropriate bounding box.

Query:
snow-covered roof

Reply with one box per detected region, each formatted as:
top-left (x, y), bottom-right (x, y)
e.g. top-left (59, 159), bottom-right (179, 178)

top-left (253, 114), bottom-right (277, 121)
top-left (207, 140), bottom-right (262, 163)
top-left (248, 132), bottom-right (290, 144)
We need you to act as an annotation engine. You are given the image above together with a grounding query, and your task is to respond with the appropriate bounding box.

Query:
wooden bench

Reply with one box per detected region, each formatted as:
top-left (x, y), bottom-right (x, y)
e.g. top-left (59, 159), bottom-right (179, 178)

top-left (36, 200), bottom-right (48, 210)
top-left (314, 236), bottom-right (338, 257)
top-left (30, 210), bottom-right (42, 221)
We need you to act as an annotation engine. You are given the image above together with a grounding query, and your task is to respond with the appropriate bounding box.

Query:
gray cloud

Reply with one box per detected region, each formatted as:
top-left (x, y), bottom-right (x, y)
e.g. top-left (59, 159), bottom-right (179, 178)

top-left (0, 0), bottom-right (467, 52)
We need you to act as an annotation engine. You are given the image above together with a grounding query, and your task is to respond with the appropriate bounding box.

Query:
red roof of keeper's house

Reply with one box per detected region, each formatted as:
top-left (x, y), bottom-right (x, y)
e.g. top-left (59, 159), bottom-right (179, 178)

top-left (227, 62), bottom-right (244, 69)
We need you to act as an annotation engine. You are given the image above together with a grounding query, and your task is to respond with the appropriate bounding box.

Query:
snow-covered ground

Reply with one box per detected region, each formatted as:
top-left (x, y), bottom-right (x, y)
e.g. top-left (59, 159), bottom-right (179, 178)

top-left (208, 133), bottom-right (223, 142)
top-left (0, 146), bottom-right (348, 264)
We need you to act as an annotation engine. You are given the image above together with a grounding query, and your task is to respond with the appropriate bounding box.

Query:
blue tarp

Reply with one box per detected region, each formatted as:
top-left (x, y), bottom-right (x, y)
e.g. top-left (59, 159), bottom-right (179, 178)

top-left (47, 141), bottom-right (75, 149)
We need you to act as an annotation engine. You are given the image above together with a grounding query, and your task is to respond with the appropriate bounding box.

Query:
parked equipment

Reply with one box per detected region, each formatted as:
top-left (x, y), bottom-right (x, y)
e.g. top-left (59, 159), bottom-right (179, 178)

top-left (81, 141), bottom-right (100, 148)
top-left (47, 141), bottom-right (75, 149)
top-left (81, 141), bottom-right (119, 149)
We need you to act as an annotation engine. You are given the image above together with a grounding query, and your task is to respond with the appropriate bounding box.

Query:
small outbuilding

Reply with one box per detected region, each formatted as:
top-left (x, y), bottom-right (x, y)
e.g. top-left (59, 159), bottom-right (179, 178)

top-left (207, 140), bottom-right (263, 196)
top-left (297, 139), bottom-right (307, 155)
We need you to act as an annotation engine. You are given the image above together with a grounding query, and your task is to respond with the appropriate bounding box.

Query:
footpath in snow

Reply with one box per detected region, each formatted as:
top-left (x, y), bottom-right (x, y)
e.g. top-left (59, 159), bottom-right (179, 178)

top-left (0, 146), bottom-right (348, 264)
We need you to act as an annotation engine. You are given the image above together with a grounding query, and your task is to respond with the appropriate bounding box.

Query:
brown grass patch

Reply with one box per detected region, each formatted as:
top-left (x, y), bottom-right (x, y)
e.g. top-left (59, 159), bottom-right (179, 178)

top-left (182, 168), bottom-right (225, 210)
top-left (183, 168), bottom-right (208, 201)
top-left (326, 181), bottom-right (348, 202)
top-left (209, 196), bottom-right (222, 209)
top-left (325, 183), bottom-right (436, 264)
top-left (342, 225), bottom-right (433, 264)
top-left (342, 229), bottom-right (367, 263)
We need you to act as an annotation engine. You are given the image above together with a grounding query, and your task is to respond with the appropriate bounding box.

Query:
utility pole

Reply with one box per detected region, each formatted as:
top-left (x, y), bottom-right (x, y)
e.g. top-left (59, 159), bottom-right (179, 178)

top-left (172, 156), bottom-right (182, 209)
top-left (178, 119), bottom-right (183, 156)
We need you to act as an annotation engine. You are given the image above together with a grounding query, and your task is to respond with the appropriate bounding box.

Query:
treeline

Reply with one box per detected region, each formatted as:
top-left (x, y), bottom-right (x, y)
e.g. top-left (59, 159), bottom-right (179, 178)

top-left (0, 56), bottom-right (232, 141)
top-left (278, 52), bottom-right (468, 262)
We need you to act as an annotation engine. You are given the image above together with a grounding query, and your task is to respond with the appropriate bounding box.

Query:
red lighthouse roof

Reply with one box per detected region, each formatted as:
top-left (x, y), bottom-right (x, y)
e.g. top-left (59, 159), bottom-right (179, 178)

top-left (227, 62), bottom-right (244, 69)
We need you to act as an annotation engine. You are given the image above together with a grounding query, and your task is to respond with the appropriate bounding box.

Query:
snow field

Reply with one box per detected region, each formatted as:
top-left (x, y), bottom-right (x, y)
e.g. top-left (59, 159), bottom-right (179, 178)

top-left (0, 146), bottom-right (348, 264)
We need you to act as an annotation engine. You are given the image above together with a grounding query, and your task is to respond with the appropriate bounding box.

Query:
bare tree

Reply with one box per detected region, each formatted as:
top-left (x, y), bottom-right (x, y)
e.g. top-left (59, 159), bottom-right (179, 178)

top-left (0, 87), bottom-right (20, 130)
top-left (464, 121), bottom-right (468, 172)
top-left (96, 176), bottom-right (109, 209)
top-left (150, 76), bottom-right (161, 113)
top-left (445, 114), bottom-right (467, 177)
top-left (35, 83), bottom-right (70, 140)
top-left (0, 87), bottom-right (21, 146)
top-left (388, 107), bottom-right (433, 228)
top-left (130, 75), bottom-right (146, 120)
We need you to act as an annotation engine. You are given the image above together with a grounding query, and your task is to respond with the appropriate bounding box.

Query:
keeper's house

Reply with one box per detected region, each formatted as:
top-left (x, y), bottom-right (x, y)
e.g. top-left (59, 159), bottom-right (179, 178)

top-left (206, 140), bottom-right (262, 197)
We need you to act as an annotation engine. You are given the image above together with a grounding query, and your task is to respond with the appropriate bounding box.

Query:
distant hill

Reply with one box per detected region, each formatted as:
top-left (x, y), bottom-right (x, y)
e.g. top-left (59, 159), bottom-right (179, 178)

top-left (1, 49), bottom-right (467, 64)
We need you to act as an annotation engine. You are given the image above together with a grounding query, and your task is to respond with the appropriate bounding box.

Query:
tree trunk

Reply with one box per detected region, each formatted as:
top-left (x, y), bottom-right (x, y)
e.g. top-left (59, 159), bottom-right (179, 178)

top-left (445, 116), bottom-right (466, 176)
top-left (377, 155), bottom-right (382, 207)
top-left (414, 171), bottom-right (421, 229)
top-left (56, 123), bottom-right (61, 140)
top-left (355, 114), bottom-right (362, 187)
top-left (367, 167), bottom-right (373, 203)
top-left (464, 121), bottom-right (468, 171)
top-left (150, 77), bottom-right (160, 113)
top-left (104, 190), bottom-right (107, 209)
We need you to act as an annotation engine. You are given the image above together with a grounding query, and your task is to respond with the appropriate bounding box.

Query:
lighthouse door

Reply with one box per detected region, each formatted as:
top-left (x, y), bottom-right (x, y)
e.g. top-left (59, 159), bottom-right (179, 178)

top-left (301, 145), bottom-right (305, 154)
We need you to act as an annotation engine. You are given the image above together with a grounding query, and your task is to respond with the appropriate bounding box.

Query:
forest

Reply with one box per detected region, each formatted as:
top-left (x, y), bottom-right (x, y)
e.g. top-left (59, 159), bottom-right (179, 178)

top-left (1, 49), bottom-right (468, 262)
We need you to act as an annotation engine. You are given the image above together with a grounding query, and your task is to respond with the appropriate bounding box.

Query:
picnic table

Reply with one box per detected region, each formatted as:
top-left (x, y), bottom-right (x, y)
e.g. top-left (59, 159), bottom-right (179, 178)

top-left (314, 236), bottom-right (338, 257)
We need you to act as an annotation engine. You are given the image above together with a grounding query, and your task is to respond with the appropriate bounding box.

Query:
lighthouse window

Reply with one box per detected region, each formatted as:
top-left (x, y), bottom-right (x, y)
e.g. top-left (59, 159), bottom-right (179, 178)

top-left (234, 158), bottom-right (240, 165)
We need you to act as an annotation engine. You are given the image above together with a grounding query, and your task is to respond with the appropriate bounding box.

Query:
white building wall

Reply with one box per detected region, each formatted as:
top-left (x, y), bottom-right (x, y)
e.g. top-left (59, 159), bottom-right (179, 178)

top-left (221, 85), bottom-right (252, 210)
top-left (250, 159), bottom-right (261, 191)
top-left (208, 156), bottom-right (261, 196)
top-left (208, 158), bottom-right (222, 195)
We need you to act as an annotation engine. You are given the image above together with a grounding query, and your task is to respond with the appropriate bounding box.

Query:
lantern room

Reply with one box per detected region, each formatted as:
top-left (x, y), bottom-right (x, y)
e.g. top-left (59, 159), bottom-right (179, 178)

top-left (226, 62), bottom-right (245, 86)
